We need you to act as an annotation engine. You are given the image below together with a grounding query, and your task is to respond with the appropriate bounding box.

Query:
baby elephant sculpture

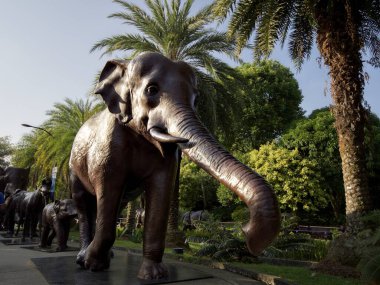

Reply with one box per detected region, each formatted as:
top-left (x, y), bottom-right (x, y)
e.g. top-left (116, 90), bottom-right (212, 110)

top-left (40, 199), bottom-right (77, 251)
top-left (182, 210), bottom-right (209, 231)
top-left (69, 52), bottom-right (280, 279)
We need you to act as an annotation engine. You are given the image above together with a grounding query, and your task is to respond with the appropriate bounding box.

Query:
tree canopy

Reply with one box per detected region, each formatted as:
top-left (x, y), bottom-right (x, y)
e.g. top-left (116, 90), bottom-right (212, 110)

top-left (0, 137), bottom-right (13, 169)
top-left (12, 98), bottom-right (103, 197)
top-left (226, 60), bottom-right (304, 152)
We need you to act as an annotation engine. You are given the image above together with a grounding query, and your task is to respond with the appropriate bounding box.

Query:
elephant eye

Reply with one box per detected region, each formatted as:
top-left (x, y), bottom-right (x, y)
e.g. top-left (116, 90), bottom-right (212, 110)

top-left (145, 84), bottom-right (159, 96)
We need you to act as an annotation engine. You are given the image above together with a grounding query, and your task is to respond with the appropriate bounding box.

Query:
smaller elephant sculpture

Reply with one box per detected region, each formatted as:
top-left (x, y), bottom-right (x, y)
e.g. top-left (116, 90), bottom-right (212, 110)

top-left (182, 210), bottom-right (209, 231)
top-left (40, 199), bottom-right (77, 251)
top-left (3, 189), bottom-right (27, 236)
top-left (17, 179), bottom-right (51, 240)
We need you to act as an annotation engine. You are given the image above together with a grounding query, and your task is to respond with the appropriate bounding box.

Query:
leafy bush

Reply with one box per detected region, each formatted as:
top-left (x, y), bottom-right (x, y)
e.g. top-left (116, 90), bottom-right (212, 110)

top-left (263, 214), bottom-right (329, 261)
top-left (129, 228), bottom-right (143, 243)
top-left (356, 210), bottom-right (380, 284)
top-left (196, 238), bottom-right (252, 262)
top-left (264, 233), bottom-right (330, 261)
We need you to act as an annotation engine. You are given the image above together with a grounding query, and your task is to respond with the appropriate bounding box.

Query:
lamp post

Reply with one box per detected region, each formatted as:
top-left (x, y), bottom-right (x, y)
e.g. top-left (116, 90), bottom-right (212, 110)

top-left (21, 123), bottom-right (53, 137)
top-left (21, 123), bottom-right (57, 201)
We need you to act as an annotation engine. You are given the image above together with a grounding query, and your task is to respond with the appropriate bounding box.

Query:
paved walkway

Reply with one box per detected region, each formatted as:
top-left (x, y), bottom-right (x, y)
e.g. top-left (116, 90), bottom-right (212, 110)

top-left (0, 237), bottom-right (264, 285)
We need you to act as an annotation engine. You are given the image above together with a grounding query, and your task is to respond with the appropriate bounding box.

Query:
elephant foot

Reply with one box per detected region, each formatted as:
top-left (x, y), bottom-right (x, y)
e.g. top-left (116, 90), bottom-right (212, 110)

top-left (83, 245), bottom-right (111, 272)
top-left (56, 245), bottom-right (68, 252)
top-left (76, 249), bottom-right (87, 268)
top-left (137, 258), bottom-right (168, 280)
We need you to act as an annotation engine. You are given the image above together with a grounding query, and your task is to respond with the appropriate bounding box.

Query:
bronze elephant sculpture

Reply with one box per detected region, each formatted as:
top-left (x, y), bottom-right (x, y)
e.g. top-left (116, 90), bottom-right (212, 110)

top-left (3, 189), bottom-right (27, 237)
top-left (182, 210), bottom-right (209, 231)
top-left (40, 199), bottom-right (77, 251)
top-left (69, 52), bottom-right (280, 279)
top-left (17, 179), bottom-right (51, 240)
top-left (0, 167), bottom-right (30, 198)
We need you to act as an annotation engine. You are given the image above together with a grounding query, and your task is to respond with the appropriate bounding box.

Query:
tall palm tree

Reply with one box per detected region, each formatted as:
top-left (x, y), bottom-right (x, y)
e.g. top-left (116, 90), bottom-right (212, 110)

top-left (13, 98), bottom-right (103, 198)
top-left (91, 0), bottom-right (240, 243)
top-left (213, 0), bottom-right (380, 235)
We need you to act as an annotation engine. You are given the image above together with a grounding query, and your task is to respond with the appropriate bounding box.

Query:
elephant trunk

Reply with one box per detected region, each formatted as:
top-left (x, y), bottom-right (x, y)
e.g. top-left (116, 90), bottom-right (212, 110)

top-left (168, 106), bottom-right (281, 255)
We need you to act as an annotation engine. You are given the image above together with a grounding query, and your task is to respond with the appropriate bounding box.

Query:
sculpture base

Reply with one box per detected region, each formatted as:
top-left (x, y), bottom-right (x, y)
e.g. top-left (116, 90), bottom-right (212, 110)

top-left (0, 237), bottom-right (39, 245)
top-left (21, 245), bottom-right (80, 253)
top-left (32, 252), bottom-right (213, 284)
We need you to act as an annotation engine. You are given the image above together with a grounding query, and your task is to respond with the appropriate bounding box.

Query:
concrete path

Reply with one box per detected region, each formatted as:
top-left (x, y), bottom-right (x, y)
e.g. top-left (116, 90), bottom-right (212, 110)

top-left (0, 237), bottom-right (264, 285)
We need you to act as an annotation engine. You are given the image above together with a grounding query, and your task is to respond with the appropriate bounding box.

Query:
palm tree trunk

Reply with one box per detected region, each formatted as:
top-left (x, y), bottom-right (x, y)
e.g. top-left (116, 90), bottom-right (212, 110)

top-left (315, 0), bottom-right (372, 234)
top-left (125, 199), bottom-right (138, 235)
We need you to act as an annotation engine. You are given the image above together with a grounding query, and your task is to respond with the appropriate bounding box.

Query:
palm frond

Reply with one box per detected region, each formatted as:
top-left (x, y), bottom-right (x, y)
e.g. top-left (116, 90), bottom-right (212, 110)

top-left (288, 2), bottom-right (315, 70)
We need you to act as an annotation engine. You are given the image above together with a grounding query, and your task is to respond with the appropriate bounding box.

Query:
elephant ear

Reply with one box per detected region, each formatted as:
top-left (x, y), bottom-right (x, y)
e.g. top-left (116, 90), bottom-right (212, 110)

top-left (95, 60), bottom-right (132, 125)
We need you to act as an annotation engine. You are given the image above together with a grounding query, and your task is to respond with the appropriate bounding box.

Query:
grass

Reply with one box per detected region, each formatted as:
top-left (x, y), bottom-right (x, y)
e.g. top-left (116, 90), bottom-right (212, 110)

top-left (231, 262), bottom-right (362, 285)
top-left (69, 231), bottom-right (361, 285)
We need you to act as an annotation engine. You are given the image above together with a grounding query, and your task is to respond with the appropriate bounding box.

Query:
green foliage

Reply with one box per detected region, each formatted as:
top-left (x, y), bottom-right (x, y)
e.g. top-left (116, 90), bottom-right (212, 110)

top-left (196, 238), bottom-right (250, 262)
top-left (246, 143), bottom-right (329, 214)
top-left (233, 262), bottom-right (360, 285)
top-left (280, 109), bottom-right (344, 223)
top-left (356, 210), bottom-right (380, 284)
top-left (12, 98), bottom-right (103, 196)
top-left (228, 60), bottom-right (304, 152)
top-left (179, 157), bottom-right (219, 210)
top-left (231, 206), bottom-right (249, 224)
top-left (264, 214), bottom-right (329, 262)
top-left (186, 217), bottom-right (251, 262)
top-left (216, 184), bottom-right (240, 207)
top-left (0, 136), bottom-right (14, 168)
top-left (128, 228), bottom-right (144, 243)
top-left (265, 234), bottom-right (330, 262)
top-left (279, 109), bottom-right (380, 222)
top-left (212, 0), bottom-right (380, 69)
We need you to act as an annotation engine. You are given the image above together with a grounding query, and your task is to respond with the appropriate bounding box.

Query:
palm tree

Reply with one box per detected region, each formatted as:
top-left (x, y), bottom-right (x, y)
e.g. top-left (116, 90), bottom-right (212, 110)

top-left (91, 0), bottom-right (240, 244)
top-left (212, 0), bottom-right (379, 235)
top-left (13, 98), bottom-right (103, 198)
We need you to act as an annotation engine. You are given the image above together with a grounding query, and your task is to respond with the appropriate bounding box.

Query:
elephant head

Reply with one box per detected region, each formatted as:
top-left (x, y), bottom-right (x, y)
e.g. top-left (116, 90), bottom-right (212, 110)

top-left (53, 199), bottom-right (77, 219)
top-left (95, 52), bottom-right (280, 256)
top-left (3, 167), bottom-right (30, 198)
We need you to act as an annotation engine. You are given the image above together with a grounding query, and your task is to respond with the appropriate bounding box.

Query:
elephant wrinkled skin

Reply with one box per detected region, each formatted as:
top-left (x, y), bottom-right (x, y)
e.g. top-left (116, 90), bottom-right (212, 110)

top-left (69, 52), bottom-right (280, 279)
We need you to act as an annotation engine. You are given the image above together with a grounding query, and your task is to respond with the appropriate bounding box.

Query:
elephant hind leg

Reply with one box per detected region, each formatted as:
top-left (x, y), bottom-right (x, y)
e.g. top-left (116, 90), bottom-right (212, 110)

top-left (47, 229), bottom-right (56, 246)
top-left (71, 173), bottom-right (96, 267)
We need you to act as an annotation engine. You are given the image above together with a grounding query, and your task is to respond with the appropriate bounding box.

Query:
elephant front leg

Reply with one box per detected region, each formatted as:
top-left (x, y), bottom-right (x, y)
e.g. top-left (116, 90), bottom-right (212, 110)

top-left (54, 221), bottom-right (68, 251)
top-left (39, 224), bottom-right (51, 248)
top-left (84, 187), bottom-right (122, 271)
top-left (138, 164), bottom-right (177, 279)
top-left (71, 174), bottom-right (96, 267)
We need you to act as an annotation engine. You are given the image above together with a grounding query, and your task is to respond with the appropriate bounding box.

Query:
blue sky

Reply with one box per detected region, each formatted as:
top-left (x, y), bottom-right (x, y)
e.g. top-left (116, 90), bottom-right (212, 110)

top-left (1, 0), bottom-right (379, 144)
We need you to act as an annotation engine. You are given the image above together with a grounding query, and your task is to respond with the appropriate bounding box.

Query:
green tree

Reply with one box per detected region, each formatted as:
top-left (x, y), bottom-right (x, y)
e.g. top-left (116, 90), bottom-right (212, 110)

top-left (213, 0), bottom-right (380, 234)
top-left (12, 98), bottom-right (103, 198)
top-left (0, 137), bottom-right (13, 168)
top-left (179, 157), bottom-right (219, 210)
top-left (91, 0), bottom-right (240, 242)
top-left (229, 60), bottom-right (304, 152)
top-left (246, 143), bottom-right (329, 216)
top-left (280, 109), bottom-right (344, 222)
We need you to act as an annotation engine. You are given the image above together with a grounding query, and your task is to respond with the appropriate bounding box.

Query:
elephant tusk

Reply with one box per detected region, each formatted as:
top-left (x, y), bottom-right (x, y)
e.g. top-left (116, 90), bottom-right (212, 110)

top-left (149, 127), bottom-right (188, 144)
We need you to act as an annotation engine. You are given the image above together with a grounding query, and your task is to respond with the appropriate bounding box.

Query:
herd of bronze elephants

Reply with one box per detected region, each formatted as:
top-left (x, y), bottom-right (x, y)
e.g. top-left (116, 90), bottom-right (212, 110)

top-left (0, 166), bottom-right (77, 251)
top-left (0, 53), bottom-right (281, 280)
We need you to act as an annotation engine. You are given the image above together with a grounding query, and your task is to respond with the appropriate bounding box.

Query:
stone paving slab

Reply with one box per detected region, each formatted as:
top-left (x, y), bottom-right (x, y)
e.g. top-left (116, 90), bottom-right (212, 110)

top-left (0, 240), bottom-right (264, 285)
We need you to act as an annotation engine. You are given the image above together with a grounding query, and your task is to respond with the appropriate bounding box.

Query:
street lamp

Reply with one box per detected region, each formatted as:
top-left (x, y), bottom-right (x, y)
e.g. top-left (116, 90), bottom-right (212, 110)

top-left (21, 123), bottom-right (57, 201)
top-left (21, 123), bottom-right (53, 137)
